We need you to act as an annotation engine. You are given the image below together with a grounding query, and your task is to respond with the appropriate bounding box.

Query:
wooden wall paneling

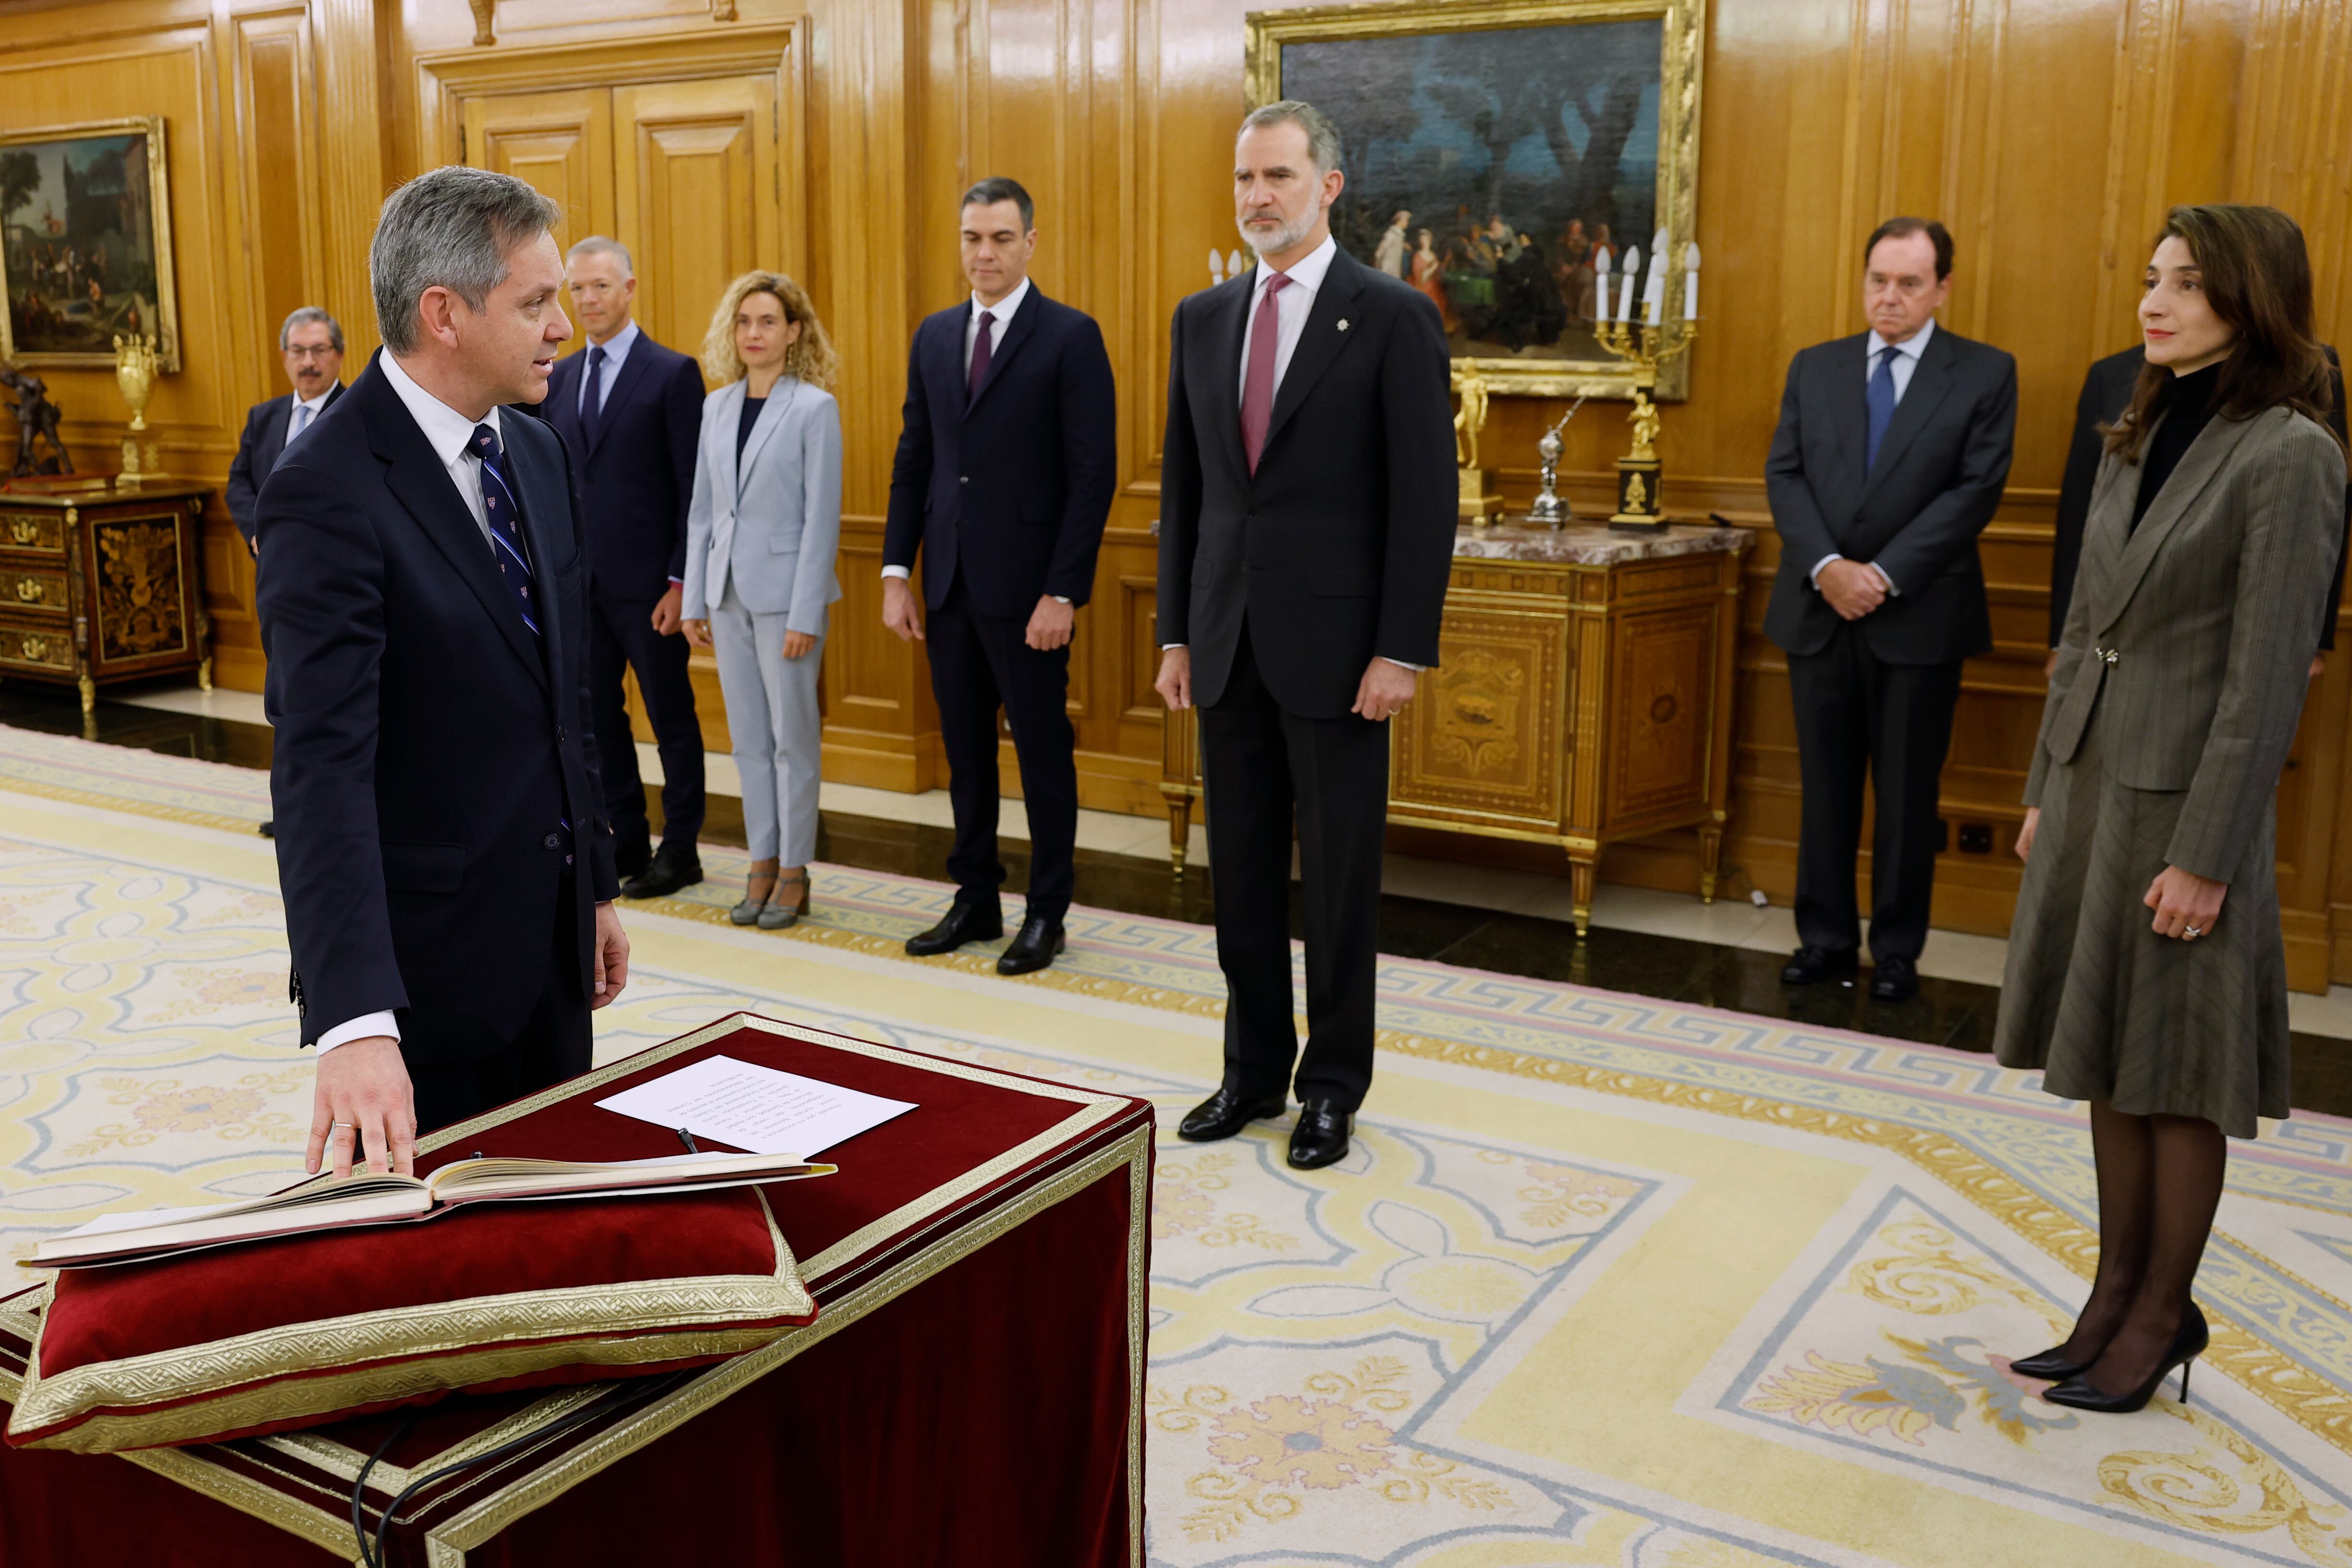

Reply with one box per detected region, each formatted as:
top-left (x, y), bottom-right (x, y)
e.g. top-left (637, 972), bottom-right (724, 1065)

top-left (612, 74), bottom-right (782, 355)
top-left (309, 0), bottom-right (390, 372)
top-left (462, 87), bottom-right (616, 249)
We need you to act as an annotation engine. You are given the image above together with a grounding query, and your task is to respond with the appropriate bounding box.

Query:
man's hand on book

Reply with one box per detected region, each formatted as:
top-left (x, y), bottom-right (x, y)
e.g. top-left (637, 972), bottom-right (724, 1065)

top-left (310, 1037), bottom-right (417, 1179)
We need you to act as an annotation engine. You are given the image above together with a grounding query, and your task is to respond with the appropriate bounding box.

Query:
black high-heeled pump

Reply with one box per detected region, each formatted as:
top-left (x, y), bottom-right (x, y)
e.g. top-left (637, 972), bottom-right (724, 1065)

top-left (2010, 1343), bottom-right (2096, 1382)
top-left (2041, 1305), bottom-right (2209, 1414)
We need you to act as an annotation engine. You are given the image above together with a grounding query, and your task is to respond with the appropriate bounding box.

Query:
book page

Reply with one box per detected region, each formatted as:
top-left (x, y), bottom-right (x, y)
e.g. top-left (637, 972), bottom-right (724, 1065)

top-left (427, 1150), bottom-right (829, 1198)
top-left (594, 1054), bottom-right (916, 1157)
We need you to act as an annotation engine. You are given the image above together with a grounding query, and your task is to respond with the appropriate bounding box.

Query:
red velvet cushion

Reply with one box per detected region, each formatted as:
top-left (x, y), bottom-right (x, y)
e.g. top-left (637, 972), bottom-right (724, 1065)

top-left (5, 1184), bottom-right (815, 1453)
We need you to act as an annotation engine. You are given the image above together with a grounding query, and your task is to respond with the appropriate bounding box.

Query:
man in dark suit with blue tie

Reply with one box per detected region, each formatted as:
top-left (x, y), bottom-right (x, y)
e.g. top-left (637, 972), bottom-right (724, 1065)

top-left (881, 177), bottom-right (1117, 976)
top-left (537, 236), bottom-right (710, 899)
top-left (225, 306), bottom-right (346, 553)
top-left (1764, 217), bottom-right (2017, 1002)
top-left (258, 166), bottom-right (629, 1176)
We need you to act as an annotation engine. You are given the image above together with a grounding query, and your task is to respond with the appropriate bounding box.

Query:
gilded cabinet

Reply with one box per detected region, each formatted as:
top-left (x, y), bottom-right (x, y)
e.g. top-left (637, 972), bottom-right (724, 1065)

top-left (0, 480), bottom-right (213, 719)
top-left (1161, 524), bottom-right (1750, 935)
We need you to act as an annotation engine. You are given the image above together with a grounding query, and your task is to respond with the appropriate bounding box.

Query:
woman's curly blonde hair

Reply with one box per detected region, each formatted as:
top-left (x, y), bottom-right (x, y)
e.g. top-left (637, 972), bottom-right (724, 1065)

top-left (700, 270), bottom-right (838, 391)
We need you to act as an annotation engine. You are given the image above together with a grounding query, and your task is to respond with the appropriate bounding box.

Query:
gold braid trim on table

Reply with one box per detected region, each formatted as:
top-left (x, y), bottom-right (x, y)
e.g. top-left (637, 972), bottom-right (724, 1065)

top-left (1372, 1024), bottom-right (2352, 1457)
top-left (10, 1191), bottom-right (810, 1453)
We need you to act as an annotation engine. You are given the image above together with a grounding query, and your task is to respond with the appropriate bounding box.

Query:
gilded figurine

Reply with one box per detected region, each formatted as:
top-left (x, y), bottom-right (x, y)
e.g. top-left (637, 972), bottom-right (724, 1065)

top-left (1451, 366), bottom-right (1489, 471)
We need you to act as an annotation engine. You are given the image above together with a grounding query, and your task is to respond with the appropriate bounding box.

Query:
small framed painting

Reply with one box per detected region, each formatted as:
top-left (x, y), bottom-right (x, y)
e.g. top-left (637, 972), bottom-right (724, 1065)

top-left (0, 118), bottom-right (181, 372)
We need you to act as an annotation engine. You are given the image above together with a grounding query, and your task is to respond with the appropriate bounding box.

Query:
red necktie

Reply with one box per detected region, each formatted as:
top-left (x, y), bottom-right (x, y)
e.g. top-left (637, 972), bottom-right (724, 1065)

top-left (968, 310), bottom-right (995, 401)
top-left (1239, 272), bottom-right (1291, 473)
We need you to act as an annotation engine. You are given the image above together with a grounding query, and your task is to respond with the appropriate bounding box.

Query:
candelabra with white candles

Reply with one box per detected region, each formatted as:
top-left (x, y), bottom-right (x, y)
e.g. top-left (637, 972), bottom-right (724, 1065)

top-left (1588, 231), bottom-right (1698, 532)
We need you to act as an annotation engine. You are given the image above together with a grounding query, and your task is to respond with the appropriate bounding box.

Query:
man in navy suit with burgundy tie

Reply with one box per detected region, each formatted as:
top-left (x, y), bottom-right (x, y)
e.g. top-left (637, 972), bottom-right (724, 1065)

top-left (258, 167), bottom-right (629, 1175)
top-left (538, 236), bottom-right (710, 899)
top-left (882, 177), bottom-right (1117, 977)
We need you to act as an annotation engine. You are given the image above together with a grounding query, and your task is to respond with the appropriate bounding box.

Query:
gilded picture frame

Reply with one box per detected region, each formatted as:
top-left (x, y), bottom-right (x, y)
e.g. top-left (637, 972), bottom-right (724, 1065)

top-left (0, 117), bottom-right (181, 373)
top-left (1245, 0), bottom-right (1704, 400)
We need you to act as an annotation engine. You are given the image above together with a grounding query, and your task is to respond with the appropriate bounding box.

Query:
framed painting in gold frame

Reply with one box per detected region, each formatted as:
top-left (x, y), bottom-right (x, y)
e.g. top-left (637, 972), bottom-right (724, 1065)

top-left (1245, 0), bottom-right (1703, 400)
top-left (0, 117), bottom-right (181, 372)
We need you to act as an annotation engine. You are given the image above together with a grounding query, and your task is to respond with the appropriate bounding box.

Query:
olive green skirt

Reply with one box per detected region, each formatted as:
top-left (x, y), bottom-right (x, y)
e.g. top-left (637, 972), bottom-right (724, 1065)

top-left (1993, 712), bottom-right (2290, 1138)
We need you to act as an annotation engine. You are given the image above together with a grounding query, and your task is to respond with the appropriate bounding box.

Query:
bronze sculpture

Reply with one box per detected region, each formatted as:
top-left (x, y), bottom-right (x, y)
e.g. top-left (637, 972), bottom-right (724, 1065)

top-left (1, 364), bottom-right (73, 478)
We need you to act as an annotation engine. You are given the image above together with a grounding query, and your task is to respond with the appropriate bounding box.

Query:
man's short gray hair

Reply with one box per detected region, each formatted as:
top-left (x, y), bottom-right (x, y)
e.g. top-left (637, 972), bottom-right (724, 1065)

top-left (565, 234), bottom-right (634, 277)
top-left (1238, 99), bottom-right (1343, 179)
top-left (370, 166), bottom-right (562, 355)
top-left (278, 306), bottom-right (343, 354)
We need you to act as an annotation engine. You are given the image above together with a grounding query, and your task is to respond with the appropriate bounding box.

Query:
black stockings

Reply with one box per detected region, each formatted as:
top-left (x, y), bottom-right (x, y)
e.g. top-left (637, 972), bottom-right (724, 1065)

top-left (2058, 1101), bottom-right (2226, 1394)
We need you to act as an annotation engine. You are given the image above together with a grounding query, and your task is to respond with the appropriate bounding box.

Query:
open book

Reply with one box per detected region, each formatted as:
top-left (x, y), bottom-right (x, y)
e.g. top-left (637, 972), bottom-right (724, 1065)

top-left (24, 1151), bottom-right (835, 1270)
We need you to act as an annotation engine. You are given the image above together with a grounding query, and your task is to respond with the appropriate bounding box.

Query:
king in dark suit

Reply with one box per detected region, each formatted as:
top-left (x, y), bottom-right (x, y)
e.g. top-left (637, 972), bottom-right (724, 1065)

top-left (882, 177), bottom-right (1117, 977)
top-left (536, 236), bottom-right (711, 899)
top-left (1764, 218), bottom-right (2018, 1003)
top-left (257, 167), bottom-right (629, 1177)
top-left (225, 306), bottom-right (347, 553)
top-left (1155, 102), bottom-right (1456, 1170)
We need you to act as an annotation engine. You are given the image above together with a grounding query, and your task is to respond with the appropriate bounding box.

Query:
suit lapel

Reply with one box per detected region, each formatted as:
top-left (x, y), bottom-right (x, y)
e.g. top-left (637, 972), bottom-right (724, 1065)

top-left (1208, 272), bottom-right (1253, 474)
top-left (966, 288), bottom-right (1042, 413)
top-left (359, 364), bottom-right (547, 692)
top-left (544, 354), bottom-right (584, 452)
top-left (2094, 409), bottom-right (2263, 635)
top-left (499, 417), bottom-right (565, 690)
top-left (259, 395), bottom-right (293, 472)
top-left (585, 342), bottom-right (655, 461)
top-left (1262, 251), bottom-right (1369, 458)
top-left (1861, 329), bottom-right (1956, 499)
top-left (737, 379), bottom-right (798, 489)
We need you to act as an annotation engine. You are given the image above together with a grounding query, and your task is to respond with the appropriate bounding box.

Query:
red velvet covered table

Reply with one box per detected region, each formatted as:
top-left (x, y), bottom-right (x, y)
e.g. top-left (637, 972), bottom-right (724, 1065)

top-left (0, 1013), bottom-right (1154, 1567)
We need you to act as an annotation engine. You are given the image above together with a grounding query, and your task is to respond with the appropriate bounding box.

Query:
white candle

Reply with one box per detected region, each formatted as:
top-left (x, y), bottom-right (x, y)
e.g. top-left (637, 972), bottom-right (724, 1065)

top-left (1683, 242), bottom-right (1701, 320)
top-left (1593, 246), bottom-right (1611, 321)
top-left (1617, 245), bottom-right (1640, 324)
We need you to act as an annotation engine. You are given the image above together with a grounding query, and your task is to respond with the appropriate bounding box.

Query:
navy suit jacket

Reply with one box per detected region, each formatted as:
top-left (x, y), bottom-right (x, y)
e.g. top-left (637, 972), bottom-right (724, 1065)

top-left (256, 355), bottom-right (619, 1057)
top-left (536, 330), bottom-right (705, 596)
top-left (1763, 326), bottom-right (2019, 665)
top-left (225, 383), bottom-right (344, 546)
top-left (882, 286), bottom-right (1117, 618)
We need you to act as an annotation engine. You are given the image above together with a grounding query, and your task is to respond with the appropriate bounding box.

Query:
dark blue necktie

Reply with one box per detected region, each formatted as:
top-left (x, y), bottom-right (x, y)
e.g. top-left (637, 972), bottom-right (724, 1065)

top-left (578, 344), bottom-right (606, 450)
top-left (1865, 346), bottom-right (1898, 472)
top-left (470, 423), bottom-right (539, 637)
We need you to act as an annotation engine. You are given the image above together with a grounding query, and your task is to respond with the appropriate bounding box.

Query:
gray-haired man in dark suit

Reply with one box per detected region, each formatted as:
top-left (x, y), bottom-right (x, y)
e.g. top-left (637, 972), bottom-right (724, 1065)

top-left (1764, 217), bottom-right (2017, 1003)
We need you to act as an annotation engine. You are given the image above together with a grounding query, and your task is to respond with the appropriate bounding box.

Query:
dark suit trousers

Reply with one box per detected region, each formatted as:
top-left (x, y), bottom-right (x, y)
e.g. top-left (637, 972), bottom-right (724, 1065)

top-left (588, 591), bottom-right (705, 854)
top-left (1200, 625), bottom-right (1390, 1111)
top-left (926, 572), bottom-right (1078, 923)
top-left (1787, 623), bottom-right (1963, 963)
top-left (406, 872), bottom-right (592, 1134)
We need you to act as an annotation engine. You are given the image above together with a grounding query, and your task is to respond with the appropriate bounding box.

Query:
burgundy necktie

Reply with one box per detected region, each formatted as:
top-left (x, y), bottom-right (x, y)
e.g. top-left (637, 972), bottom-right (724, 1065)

top-left (1239, 272), bottom-right (1291, 473)
top-left (968, 310), bottom-right (995, 401)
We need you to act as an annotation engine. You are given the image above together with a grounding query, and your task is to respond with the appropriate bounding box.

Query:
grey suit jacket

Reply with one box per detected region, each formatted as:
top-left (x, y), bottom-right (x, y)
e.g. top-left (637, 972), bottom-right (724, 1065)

top-left (681, 375), bottom-right (844, 635)
top-left (2029, 405), bottom-right (2346, 883)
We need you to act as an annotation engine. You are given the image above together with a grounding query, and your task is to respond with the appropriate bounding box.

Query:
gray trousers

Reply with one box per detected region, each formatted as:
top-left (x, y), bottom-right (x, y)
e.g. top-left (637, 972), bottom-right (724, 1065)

top-left (710, 584), bottom-right (825, 864)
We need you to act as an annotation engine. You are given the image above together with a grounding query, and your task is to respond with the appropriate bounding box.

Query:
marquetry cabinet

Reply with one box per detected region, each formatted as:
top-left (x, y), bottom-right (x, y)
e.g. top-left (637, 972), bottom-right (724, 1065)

top-left (1161, 523), bottom-right (1751, 935)
top-left (0, 479), bottom-right (213, 717)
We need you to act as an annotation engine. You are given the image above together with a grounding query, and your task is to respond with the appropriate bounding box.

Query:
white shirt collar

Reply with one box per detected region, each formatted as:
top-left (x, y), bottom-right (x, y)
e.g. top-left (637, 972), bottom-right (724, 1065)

top-left (1253, 233), bottom-right (1339, 298)
top-left (1872, 316), bottom-right (1936, 362)
top-left (292, 384), bottom-right (337, 413)
top-left (971, 276), bottom-right (1031, 324)
top-left (380, 348), bottom-right (500, 468)
top-left (587, 318), bottom-right (639, 364)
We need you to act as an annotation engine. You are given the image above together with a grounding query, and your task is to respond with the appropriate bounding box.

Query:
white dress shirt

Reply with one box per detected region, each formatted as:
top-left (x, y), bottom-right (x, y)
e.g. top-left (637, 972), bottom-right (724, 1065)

top-left (284, 387), bottom-right (334, 450)
top-left (883, 278), bottom-right (1066, 602)
top-left (578, 318), bottom-right (639, 419)
top-left (1810, 317), bottom-right (1938, 596)
top-left (316, 352), bottom-right (512, 1055)
top-left (1166, 235), bottom-right (1416, 671)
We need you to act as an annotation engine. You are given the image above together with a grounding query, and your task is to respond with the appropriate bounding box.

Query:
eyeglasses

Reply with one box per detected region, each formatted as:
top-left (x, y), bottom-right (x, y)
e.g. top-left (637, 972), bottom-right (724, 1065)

top-left (284, 345), bottom-right (338, 362)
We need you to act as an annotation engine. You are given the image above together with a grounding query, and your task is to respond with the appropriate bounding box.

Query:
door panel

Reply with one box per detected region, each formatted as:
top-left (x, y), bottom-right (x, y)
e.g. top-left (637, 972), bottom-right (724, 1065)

top-left (613, 77), bottom-right (779, 360)
top-left (460, 87), bottom-right (614, 263)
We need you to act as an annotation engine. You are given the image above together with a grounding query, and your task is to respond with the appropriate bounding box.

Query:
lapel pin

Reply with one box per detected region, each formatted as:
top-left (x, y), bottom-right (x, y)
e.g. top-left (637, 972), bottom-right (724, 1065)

top-left (1336, 318), bottom-right (1351, 331)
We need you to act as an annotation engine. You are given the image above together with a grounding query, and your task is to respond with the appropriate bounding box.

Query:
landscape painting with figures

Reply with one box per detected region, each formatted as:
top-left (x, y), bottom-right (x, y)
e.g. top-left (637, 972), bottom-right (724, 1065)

top-left (0, 122), bottom-right (176, 368)
top-left (1279, 17), bottom-right (1665, 368)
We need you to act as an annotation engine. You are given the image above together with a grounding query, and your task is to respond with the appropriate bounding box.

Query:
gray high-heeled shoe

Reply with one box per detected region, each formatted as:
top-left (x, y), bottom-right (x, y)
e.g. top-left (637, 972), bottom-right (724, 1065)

top-left (757, 871), bottom-right (810, 930)
top-left (731, 868), bottom-right (780, 926)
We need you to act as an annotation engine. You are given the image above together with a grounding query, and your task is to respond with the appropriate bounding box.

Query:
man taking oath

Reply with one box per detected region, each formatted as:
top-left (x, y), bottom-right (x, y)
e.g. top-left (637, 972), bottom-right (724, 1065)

top-left (258, 166), bottom-right (629, 1175)
top-left (1764, 217), bottom-right (2016, 1002)
top-left (882, 177), bottom-right (1117, 976)
top-left (1156, 100), bottom-right (1455, 1170)
top-left (538, 235), bottom-right (710, 899)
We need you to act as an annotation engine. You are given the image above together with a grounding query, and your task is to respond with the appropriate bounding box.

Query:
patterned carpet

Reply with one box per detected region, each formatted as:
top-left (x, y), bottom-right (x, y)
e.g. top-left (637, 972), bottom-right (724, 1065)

top-left (3, 723), bottom-right (2351, 1567)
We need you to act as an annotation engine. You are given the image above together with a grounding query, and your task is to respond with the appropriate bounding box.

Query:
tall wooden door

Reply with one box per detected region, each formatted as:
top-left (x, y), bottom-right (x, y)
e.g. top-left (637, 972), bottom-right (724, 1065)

top-left (460, 88), bottom-right (614, 252)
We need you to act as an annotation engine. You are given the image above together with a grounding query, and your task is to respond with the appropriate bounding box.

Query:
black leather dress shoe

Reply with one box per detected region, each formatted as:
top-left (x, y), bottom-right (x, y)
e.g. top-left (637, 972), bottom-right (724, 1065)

top-left (1780, 945), bottom-right (1859, 986)
top-left (905, 899), bottom-right (1003, 956)
top-left (613, 838), bottom-right (654, 879)
top-left (1287, 1101), bottom-right (1354, 1170)
top-left (1869, 955), bottom-right (1920, 1002)
top-left (258, 820), bottom-right (274, 839)
top-left (996, 915), bottom-right (1066, 976)
top-left (621, 843), bottom-right (703, 899)
top-left (1178, 1086), bottom-right (1286, 1142)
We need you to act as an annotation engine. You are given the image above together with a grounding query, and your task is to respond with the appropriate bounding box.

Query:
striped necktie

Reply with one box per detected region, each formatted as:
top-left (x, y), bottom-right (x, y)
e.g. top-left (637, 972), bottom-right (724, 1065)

top-left (469, 423), bottom-right (539, 637)
top-left (273, 402), bottom-right (311, 472)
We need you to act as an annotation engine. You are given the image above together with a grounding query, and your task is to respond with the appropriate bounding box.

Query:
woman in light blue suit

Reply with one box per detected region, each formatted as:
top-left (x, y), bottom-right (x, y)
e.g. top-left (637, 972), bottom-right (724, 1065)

top-left (681, 272), bottom-right (843, 928)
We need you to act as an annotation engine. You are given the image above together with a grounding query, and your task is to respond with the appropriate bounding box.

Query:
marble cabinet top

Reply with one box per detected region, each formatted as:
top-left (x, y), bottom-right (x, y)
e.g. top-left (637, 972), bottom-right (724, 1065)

top-left (1450, 521), bottom-right (1751, 564)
